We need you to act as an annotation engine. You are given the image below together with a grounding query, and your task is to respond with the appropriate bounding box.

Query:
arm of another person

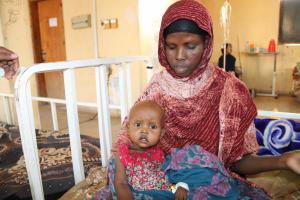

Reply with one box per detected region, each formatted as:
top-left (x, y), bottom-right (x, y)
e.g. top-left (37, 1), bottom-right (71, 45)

top-left (0, 46), bottom-right (19, 79)
top-left (231, 150), bottom-right (300, 175)
top-left (114, 156), bottom-right (133, 200)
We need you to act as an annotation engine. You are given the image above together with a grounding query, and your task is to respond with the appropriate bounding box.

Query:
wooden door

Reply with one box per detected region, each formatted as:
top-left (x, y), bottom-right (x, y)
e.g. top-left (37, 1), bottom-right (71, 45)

top-left (37, 0), bottom-right (66, 99)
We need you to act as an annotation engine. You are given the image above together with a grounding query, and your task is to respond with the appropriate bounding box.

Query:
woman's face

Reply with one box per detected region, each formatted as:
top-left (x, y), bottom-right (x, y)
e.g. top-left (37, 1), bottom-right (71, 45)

top-left (165, 32), bottom-right (206, 78)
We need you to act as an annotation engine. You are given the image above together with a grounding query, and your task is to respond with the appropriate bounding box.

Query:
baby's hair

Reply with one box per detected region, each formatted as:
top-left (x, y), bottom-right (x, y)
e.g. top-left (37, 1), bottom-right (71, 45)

top-left (129, 100), bottom-right (165, 125)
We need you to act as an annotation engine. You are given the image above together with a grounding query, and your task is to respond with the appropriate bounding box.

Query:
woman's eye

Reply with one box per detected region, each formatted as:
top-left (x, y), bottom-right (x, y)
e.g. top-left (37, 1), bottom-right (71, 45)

top-left (149, 124), bottom-right (157, 129)
top-left (166, 44), bottom-right (176, 50)
top-left (186, 43), bottom-right (196, 49)
top-left (135, 122), bottom-right (141, 128)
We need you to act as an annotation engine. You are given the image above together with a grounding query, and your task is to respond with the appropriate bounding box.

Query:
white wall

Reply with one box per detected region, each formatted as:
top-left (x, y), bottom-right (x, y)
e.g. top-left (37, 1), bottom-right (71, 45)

top-left (0, 0), bottom-right (40, 127)
top-left (62, 0), bottom-right (143, 104)
top-left (203, 0), bottom-right (300, 94)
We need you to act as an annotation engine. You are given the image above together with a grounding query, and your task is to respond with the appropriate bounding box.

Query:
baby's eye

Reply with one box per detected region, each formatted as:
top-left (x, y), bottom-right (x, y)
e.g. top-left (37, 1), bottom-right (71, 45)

top-left (135, 122), bottom-right (141, 128)
top-left (149, 124), bottom-right (157, 129)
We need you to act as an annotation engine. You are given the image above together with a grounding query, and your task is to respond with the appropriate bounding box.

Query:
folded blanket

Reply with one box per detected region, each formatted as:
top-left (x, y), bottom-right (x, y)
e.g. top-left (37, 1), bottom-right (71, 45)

top-left (255, 118), bottom-right (300, 155)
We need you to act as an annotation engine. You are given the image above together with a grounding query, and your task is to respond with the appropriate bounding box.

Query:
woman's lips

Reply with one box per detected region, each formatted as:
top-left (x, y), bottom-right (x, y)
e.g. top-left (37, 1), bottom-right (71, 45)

top-left (173, 65), bottom-right (187, 72)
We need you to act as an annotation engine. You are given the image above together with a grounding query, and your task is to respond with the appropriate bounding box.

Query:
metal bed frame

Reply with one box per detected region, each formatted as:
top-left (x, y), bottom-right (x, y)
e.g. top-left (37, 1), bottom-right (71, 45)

top-left (8, 56), bottom-right (152, 200)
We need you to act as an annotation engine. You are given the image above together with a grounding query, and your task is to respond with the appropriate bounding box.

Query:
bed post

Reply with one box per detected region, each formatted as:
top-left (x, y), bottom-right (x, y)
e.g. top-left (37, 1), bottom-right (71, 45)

top-left (63, 69), bottom-right (85, 183)
top-left (15, 81), bottom-right (45, 200)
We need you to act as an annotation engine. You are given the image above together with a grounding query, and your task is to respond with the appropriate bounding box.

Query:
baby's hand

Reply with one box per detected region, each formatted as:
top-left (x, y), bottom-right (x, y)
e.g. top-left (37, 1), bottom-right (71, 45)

top-left (175, 186), bottom-right (188, 200)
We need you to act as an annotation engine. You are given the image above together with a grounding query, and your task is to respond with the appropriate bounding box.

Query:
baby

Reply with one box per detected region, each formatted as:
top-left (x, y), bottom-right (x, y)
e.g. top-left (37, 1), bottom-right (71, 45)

top-left (114, 100), bottom-right (188, 200)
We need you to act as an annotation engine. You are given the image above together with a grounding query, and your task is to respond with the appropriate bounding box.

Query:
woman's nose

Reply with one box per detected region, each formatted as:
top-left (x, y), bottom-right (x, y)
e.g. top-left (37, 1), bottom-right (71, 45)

top-left (176, 47), bottom-right (186, 60)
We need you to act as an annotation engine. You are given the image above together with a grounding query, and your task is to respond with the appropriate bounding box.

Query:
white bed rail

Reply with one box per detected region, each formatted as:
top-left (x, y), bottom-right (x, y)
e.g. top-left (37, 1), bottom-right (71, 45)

top-left (13, 56), bottom-right (153, 200)
top-left (0, 93), bottom-right (122, 131)
top-left (0, 93), bottom-right (14, 124)
top-left (257, 110), bottom-right (300, 119)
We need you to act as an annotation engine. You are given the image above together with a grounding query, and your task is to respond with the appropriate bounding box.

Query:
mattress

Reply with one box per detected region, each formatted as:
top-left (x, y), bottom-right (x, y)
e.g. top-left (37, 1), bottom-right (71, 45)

top-left (0, 122), bottom-right (101, 200)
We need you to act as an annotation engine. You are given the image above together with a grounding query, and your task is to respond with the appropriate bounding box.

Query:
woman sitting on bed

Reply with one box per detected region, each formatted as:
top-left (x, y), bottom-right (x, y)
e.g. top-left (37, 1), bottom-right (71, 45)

top-left (109, 0), bottom-right (300, 198)
top-left (93, 0), bottom-right (300, 197)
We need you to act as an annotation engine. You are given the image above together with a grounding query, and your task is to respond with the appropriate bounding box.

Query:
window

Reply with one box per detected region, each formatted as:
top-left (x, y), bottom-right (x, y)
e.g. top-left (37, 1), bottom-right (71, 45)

top-left (278, 0), bottom-right (300, 44)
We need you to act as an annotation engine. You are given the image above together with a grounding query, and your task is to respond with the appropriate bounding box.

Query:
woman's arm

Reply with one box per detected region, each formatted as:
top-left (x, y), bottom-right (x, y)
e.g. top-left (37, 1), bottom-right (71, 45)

top-left (231, 150), bottom-right (300, 175)
top-left (114, 156), bottom-right (133, 200)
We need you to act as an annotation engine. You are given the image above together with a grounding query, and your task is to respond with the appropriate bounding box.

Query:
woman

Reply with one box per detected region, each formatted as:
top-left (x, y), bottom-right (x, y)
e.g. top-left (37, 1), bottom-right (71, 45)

top-left (117, 0), bottom-right (300, 175)
top-left (96, 0), bottom-right (300, 199)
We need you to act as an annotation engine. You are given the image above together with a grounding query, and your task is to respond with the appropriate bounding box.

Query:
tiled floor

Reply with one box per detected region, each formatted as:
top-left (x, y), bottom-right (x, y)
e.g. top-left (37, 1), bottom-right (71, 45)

top-left (39, 104), bottom-right (121, 143)
top-left (254, 95), bottom-right (300, 113)
top-left (38, 95), bottom-right (300, 140)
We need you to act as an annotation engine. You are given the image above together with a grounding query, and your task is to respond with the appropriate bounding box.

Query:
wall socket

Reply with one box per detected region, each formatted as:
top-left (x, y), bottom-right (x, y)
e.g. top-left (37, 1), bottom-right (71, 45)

top-left (101, 19), bottom-right (110, 29)
top-left (110, 18), bottom-right (118, 29)
top-left (101, 18), bottom-right (118, 29)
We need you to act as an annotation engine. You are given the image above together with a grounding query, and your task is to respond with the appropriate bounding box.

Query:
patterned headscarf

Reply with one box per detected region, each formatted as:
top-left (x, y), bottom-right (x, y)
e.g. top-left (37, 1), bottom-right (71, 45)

top-left (158, 0), bottom-right (213, 80)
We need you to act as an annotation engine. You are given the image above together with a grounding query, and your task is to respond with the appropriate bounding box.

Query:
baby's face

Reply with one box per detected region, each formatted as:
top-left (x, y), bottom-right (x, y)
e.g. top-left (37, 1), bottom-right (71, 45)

top-left (128, 103), bottom-right (164, 150)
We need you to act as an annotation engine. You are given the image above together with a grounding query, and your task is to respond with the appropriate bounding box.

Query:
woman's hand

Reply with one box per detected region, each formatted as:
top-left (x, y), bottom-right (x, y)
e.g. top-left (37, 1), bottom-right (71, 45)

top-left (0, 46), bottom-right (19, 79)
top-left (280, 150), bottom-right (300, 174)
top-left (175, 187), bottom-right (188, 200)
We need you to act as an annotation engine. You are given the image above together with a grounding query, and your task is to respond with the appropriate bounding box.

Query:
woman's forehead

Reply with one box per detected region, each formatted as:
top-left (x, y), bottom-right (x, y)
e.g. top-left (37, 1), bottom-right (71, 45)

top-left (165, 32), bottom-right (205, 42)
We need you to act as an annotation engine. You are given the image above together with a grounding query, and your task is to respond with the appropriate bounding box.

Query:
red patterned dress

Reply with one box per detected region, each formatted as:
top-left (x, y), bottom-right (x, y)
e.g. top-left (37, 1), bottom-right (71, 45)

top-left (118, 144), bottom-right (170, 191)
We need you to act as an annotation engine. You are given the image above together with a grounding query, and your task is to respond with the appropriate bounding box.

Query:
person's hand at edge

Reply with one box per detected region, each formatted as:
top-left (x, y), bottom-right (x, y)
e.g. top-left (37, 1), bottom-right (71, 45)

top-left (0, 46), bottom-right (19, 79)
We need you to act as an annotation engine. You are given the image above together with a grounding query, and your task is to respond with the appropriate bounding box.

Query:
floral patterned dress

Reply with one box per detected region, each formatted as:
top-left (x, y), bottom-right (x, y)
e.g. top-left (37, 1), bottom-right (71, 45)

top-left (118, 144), bottom-right (170, 191)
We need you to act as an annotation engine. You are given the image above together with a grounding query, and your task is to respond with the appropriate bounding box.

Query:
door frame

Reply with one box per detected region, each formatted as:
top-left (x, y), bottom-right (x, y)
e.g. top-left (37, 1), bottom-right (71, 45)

top-left (29, 0), bottom-right (66, 98)
top-left (29, 0), bottom-right (47, 97)
top-left (29, 0), bottom-right (43, 63)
